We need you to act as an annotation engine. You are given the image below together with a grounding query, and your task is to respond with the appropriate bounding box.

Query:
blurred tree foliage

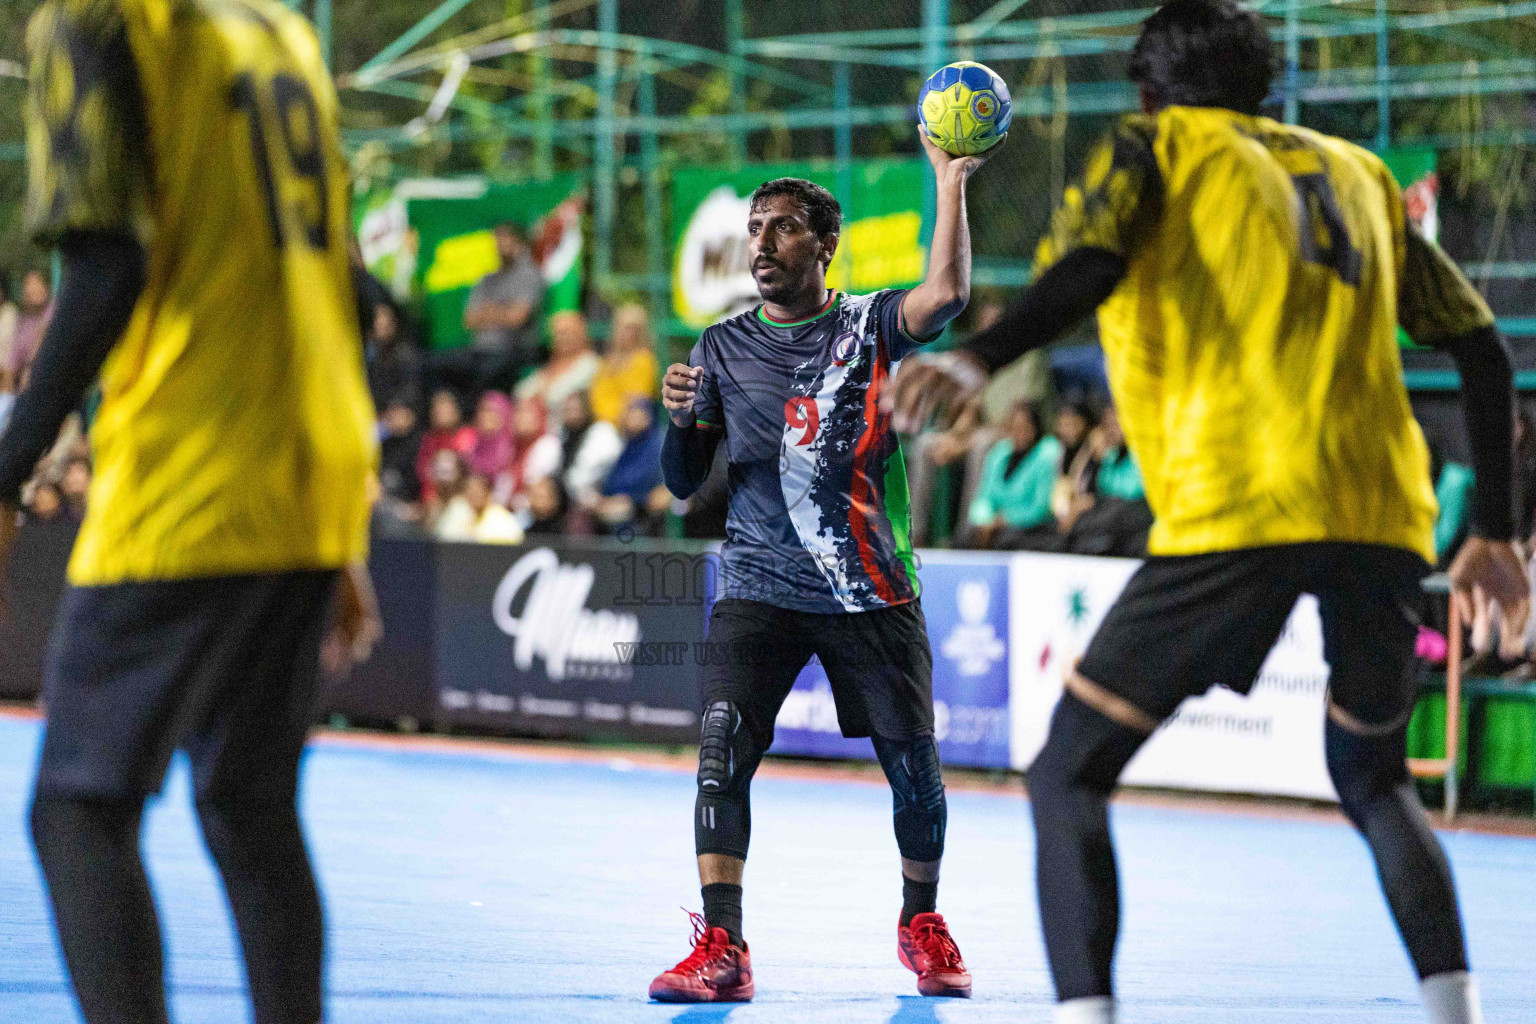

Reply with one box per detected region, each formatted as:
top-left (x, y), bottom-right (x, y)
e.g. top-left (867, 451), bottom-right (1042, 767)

top-left (0, 0), bottom-right (1532, 288)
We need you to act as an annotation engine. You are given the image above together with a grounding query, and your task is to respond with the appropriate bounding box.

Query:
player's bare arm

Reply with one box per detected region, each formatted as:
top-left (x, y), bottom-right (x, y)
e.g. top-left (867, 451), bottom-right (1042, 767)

top-left (890, 125), bottom-right (1140, 431)
top-left (897, 132), bottom-right (995, 343)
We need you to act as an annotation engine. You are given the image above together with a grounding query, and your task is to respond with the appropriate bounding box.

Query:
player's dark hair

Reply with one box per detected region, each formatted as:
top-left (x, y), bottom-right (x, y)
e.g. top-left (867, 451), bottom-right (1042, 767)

top-left (1129, 0), bottom-right (1275, 115)
top-left (749, 178), bottom-right (842, 238)
top-left (493, 221), bottom-right (525, 242)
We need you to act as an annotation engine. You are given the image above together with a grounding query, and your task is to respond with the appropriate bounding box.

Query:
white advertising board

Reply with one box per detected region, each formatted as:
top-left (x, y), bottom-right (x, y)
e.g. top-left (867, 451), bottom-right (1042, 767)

top-left (1007, 553), bottom-right (1338, 801)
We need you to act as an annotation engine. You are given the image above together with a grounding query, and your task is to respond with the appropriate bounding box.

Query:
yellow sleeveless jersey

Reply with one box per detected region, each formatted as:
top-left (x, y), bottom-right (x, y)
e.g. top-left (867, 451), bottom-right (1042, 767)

top-left (25, 0), bottom-right (376, 585)
top-left (1036, 106), bottom-right (1495, 564)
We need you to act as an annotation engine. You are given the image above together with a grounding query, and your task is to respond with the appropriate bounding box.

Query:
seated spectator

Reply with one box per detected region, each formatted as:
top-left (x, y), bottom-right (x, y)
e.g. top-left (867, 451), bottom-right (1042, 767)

top-left (962, 401), bottom-right (1063, 551)
top-left (523, 475), bottom-right (569, 536)
top-left (591, 399), bottom-right (669, 535)
top-left (438, 222), bottom-right (544, 396)
top-left (425, 449), bottom-right (469, 527)
top-left (435, 472), bottom-right (525, 545)
top-left (27, 480), bottom-right (66, 523)
top-left (589, 303), bottom-right (659, 425)
top-left (506, 395), bottom-right (562, 514)
top-left (1063, 405), bottom-right (1153, 557)
top-left (904, 301), bottom-right (1052, 545)
top-left (1048, 397), bottom-right (1095, 524)
top-left (416, 389), bottom-right (476, 505)
top-left (517, 311), bottom-right (600, 413)
top-left (7, 270), bottom-right (53, 387)
top-left (1433, 460), bottom-right (1474, 567)
top-left (557, 389), bottom-right (622, 519)
top-left (377, 400), bottom-right (425, 524)
top-left (0, 275), bottom-right (17, 395)
top-left (467, 391), bottom-right (517, 489)
top-left (60, 456), bottom-right (91, 521)
top-left (366, 300), bottom-right (423, 414)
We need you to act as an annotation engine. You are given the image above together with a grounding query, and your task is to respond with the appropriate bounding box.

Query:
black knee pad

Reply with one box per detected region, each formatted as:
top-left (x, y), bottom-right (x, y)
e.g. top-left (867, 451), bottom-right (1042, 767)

top-left (695, 701), bottom-right (762, 859)
top-left (1325, 718), bottom-right (1411, 816)
top-left (874, 732), bottom-right (947, 862)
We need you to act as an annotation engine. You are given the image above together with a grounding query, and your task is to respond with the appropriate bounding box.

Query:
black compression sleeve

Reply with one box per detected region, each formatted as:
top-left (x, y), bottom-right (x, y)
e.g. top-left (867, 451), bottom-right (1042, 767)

top-left (1432, 324), bottom-right (1516, 540)
top-left (0, 233), bottom-right (146, 503)
top-left (964, 248), bottom-right (1127, 373)
top-left (661, 422), bottom-right (722, 500)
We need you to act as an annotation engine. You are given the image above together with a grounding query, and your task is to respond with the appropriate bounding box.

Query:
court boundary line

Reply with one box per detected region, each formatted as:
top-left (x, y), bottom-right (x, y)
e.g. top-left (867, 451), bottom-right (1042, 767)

top-left (3, 704), bottom-right (1532, 838)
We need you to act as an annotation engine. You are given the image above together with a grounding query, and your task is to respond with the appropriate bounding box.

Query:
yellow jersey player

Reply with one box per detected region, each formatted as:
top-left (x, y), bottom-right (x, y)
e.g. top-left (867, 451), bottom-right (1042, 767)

top-left (893, 3), bottom-right (1526, 1024)
top-left (0, 0), bottom-right (379, 1021)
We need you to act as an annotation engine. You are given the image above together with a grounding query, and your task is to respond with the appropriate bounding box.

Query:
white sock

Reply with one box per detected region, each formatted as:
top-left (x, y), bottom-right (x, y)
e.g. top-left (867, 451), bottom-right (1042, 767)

top-left (1055, 995), bottom-right (1115, 1024)
top-left (1421, 971), bottom-right (1484, 1024)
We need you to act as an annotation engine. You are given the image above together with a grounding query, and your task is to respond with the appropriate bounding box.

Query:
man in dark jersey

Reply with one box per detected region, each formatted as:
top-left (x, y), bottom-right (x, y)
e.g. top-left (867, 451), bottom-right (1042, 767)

top-left (894, 5), bottom-right (1525, 1023)
top-left (649, 133), bottom-right (995, 1003)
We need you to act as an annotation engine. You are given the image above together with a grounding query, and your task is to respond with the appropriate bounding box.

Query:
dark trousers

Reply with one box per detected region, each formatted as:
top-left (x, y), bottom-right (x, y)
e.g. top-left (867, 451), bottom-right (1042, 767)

top-left (31, 570), bottom-right (338, 1024)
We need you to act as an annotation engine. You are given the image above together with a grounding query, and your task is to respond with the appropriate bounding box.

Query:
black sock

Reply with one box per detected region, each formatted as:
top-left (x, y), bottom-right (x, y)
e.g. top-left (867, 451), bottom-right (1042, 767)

top-left (701, 882), bottom-right (744, 947)
top-left (901, 876), bottom-right (939, 927)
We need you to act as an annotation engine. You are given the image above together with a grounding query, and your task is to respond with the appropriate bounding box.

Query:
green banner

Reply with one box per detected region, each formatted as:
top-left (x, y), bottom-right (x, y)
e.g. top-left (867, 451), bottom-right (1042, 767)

top-left (670, 159), bottom-right (927, 331)
top-left (356, 173), bottom-right (585, 351)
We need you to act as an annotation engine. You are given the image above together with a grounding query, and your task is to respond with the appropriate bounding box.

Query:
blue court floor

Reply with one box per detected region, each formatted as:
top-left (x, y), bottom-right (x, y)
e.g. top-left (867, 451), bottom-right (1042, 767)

top-left (1, 712), bottom-right (1533, 1024)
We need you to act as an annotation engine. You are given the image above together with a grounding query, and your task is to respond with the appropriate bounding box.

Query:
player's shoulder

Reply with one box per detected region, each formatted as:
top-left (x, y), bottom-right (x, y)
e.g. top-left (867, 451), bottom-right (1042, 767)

top-left (1085, 113), bottom-right (1161, 180)
top-left (1112, 113), bottom-right (1161, 147)
top-left (693, 312), bottom-right (752, 360)
top-left (28, 0), bottom-right (128, 51)
top-left (841, 289), bottom-right (899, 315)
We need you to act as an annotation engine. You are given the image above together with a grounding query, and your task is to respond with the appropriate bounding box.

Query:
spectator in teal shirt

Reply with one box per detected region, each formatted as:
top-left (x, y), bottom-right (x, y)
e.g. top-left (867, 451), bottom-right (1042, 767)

top-left (1063, 404), bottom-right (1154, 557)
top-left (964, 401), bottom-right (1063, 549)
top-left (1433, 461), bottom-right (1473, 564)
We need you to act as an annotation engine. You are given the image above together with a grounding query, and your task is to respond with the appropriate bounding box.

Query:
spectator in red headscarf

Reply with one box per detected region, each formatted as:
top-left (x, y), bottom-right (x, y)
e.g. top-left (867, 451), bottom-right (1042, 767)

top-left (506, 395), bottom-right (561, 517)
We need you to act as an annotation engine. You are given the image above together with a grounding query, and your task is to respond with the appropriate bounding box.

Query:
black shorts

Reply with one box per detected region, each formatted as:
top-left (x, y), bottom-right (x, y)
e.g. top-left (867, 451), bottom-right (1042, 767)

top-left (34, 570), bottom-right (338, 803)
top-left (700, 598), bottom-right (934, 751)
top-left (1077, 541), bottom-right (1430, 727)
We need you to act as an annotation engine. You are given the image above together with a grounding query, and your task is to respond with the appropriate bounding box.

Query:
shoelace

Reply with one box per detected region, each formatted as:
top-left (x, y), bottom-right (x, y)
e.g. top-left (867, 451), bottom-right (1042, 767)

top-left (912, 920), bottom-right (963, 968)
top-left (669, 909), bottom-right (727, 973)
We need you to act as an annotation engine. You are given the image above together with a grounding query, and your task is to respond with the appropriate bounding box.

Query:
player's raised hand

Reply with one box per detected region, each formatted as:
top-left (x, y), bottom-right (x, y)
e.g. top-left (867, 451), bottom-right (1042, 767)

top-left (662, 364), bottom-right (703, 428)
top-left (1448, 537), bottom-right (1531, 637)
top-left (918, 129), bottom-right (1003, 181)
top-left (886, 350), bottom-right (989, 434)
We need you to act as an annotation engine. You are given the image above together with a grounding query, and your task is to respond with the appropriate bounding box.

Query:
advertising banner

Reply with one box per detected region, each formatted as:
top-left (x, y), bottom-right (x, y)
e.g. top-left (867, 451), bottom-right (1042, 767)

top-left (1007, 553), bottom-right (1337, 801)
top-left (671, 159), bottom-right (927, 331)
top-left (355, 174), bottom-right (585, 350)
top-left (433, 541), bottom-right (708, 743)
top-left (769, 552), bottom-right (1013, 769)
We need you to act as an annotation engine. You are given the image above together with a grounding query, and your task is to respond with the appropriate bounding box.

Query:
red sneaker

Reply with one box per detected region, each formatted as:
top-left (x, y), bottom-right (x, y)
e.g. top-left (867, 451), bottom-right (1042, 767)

top-left (897, 911), bottom-right (972, 997)
top-left (648, 911), bottom-right (754, 1003)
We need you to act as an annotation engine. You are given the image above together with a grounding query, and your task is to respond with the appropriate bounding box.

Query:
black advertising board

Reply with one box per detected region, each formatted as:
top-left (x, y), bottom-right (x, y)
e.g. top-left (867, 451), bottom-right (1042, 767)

top-left (432, 539), bottom-right (713, 744)
top-left (0, 520), bottom-right (74, 700)
top-left (318, 538), bottom-right (438, 726)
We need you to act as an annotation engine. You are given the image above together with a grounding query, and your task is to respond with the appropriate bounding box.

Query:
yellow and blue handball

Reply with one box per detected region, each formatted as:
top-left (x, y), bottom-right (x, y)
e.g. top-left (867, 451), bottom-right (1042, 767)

top-left (918, 61), bottom-right (1012, 156)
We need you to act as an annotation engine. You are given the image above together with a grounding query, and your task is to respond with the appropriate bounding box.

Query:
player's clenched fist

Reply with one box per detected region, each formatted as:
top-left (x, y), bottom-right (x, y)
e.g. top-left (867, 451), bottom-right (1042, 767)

top-left (663, 364), bottom-right (704, 428)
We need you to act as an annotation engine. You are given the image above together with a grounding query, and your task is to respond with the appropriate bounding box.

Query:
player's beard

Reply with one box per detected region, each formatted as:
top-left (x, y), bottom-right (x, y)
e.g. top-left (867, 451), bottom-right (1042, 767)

top-left (753, 258), bottom-right (820, 307)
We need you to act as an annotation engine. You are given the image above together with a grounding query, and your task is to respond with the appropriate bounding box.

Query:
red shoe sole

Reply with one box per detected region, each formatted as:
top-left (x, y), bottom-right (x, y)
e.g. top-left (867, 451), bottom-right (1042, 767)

top-left (899, 942), bottom-right (972, 998)
top-left (916, 976), bottom-right (972, 998)
top-left (648, 979), bottom-right (754, 1003)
